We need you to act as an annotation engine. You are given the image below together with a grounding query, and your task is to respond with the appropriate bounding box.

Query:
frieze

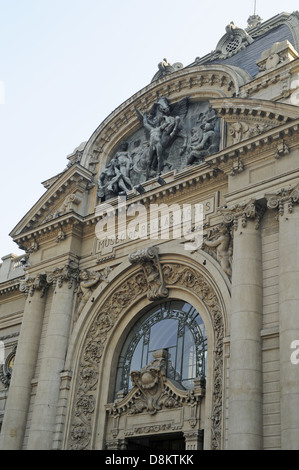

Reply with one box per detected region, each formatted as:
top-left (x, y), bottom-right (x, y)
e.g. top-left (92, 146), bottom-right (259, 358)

top-left (68, 261), bottom-right (224, 450)
top-left (95, 193), bottom-right (218, 259)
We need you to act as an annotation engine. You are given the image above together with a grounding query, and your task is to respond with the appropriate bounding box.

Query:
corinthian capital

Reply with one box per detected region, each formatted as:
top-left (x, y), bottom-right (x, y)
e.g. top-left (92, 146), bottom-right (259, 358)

top-left (46, 261), bottom-right (79, 289)
top-left (221, 199), bottom-right (265, 230)
top-left (19, 273), bottom-right (48, 297)
top-left (266, 183), bottom-right (299, 216)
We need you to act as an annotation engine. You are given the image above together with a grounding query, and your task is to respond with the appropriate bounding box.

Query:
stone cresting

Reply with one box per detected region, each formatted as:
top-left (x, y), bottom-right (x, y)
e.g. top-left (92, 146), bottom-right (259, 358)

top-left (68, 262), bottom-right (224, 450)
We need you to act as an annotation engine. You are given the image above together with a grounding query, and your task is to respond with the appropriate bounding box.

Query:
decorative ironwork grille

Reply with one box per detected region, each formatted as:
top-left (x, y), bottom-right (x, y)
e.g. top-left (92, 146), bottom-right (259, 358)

top-left (115, 300), bottom-right (207, 396)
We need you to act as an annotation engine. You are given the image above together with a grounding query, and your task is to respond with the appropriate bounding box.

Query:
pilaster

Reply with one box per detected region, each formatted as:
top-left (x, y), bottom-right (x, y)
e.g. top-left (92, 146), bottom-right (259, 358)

top-left (184, 430), bottom-right (204, 450)
top-left (26, 260), bottom-right (79, 450)
top-left (0, 273), bottom-right (48, 450)
top-left (266, 183), bottom-right (299, 449)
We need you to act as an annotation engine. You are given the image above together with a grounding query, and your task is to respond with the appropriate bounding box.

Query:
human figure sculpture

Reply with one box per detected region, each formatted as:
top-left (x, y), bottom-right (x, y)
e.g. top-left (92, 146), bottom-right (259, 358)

top-left (203, 225), bottom-right (232, 277)
top-left (97, 141), bottom-right (133, 199)
top-left (187, 122), bottom-right (220, 165)
top-left (75, 269), bottom-right (109, 321)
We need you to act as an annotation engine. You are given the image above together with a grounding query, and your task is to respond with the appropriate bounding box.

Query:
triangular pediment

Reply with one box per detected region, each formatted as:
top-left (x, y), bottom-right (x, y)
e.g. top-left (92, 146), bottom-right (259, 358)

top-left (10, 164), bottom-right (94, 241)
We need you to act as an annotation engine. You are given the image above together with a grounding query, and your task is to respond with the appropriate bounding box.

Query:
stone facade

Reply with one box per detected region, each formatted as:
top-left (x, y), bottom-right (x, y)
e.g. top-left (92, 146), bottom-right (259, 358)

top-left (1, 11), bottom-right (299, 450)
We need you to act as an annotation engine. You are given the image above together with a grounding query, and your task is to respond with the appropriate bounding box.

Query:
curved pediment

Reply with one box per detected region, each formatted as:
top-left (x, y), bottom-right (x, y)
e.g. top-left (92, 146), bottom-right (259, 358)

top-left (106, 349), bottom-right (205, 418)
top-left (81, 64), bottom-right (252, 173)
top-left (210, 97), bottom-right (299, 146)
top-left (79, 64), bottom-right (253, 203)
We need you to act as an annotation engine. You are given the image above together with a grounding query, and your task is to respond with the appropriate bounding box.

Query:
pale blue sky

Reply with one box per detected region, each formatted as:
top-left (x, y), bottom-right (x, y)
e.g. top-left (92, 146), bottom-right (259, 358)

top-left (1, 0), bottom-right (298, 256)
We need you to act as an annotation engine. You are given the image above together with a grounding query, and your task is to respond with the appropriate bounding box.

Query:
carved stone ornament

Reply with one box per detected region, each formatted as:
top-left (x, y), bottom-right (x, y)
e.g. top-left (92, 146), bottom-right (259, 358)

top-left (128, 246), bottom-right (168, 300)
top-left (68, 262), bottom-right (224, 450)
top-left (266, 183), bottom-right (299, 216)
top-left (221, 199), bottom-right (266, 230)
top-left (108, 349), bottom-right (204, 418)
top-left (203, 224), bottom-right (233, 277)
top-left (106, 349), bottom-right (205, 441)
top-left (228, 121), bottom-right (270, 145)
top-left (214, 21), bottom-right (254, 59)
top-left (97, 98), bottom-right (220, 201)
top-left (256, 40), bottom-right (299, 75)
top-left (46, 261), bottom-right (79, 289)
top-left (275, 140), bottom-right (289, 159)
top-left (151, 58), bottom-right (184, 82)
top-left (74, 268), bottom-right (111, 321)
top-left (19, 273), bottom-right (48, 298)
top-left (0, 345), bottom-right (16, 388)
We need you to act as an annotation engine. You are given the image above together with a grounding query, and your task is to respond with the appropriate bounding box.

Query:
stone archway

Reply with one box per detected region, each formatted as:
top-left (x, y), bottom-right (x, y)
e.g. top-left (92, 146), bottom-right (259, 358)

top-left (64, 254), bottom-right (228, 450)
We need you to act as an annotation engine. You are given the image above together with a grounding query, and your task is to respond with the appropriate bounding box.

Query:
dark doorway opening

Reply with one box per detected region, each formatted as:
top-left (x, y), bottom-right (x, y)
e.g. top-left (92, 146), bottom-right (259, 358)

top-left (127, 432), bottom-right (185, 451)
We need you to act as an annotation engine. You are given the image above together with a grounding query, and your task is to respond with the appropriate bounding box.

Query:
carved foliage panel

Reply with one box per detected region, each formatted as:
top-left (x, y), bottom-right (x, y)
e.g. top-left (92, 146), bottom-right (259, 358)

top-left (67, 262), bottom-right (225, 450)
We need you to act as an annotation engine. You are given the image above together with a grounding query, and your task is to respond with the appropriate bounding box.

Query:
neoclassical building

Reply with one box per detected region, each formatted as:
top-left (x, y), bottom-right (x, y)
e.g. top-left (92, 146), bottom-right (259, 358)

top-left (1, 11), bottom-right (299, 450)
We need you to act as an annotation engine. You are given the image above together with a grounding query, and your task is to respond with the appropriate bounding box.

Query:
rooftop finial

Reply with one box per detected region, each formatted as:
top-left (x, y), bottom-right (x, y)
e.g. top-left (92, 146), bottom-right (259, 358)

top-left (247, 0), bottom-right (262, 29)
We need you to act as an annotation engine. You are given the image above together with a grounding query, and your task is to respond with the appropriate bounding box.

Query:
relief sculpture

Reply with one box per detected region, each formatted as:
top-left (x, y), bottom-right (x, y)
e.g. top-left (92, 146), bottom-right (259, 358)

top-left (97, 98), bottom-right (220, 200)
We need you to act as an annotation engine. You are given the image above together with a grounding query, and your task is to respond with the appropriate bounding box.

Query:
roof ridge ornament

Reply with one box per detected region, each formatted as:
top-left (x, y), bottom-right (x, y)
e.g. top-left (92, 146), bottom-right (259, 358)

top-left (247, 1), bottom-right (262, 29)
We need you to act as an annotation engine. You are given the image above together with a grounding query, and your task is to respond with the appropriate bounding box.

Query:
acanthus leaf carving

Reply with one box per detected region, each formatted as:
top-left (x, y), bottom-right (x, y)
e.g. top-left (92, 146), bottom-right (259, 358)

top-left (19, 273), bottom-right (48, 298)
top-left (46, 261), bottom-right (79, 289)
top-left (266, 183), bottom-right (299, 216)
top-left (221, 199), bottom-right (266, 230)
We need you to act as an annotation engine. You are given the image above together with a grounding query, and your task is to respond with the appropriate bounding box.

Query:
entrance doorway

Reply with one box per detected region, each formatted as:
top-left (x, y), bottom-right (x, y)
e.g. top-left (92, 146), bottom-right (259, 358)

top-left (126, 432), bottom-right (185, 451)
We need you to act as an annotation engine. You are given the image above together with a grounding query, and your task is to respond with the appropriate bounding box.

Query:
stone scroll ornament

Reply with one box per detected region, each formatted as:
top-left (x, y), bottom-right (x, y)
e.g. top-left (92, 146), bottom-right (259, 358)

top-left (97, 97), bottom-right (220, 201)
top-left (128, 246), bottom-right (168, 301)
top-left (68, 262), bottom-right (224, 450)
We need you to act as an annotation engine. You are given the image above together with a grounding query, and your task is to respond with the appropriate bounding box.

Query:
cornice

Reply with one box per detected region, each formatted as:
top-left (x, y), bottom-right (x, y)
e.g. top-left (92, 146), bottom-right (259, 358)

top-left (0, 279), bottom-right (22, 296)
top-left (210, 97), bottom-right (299, 123)
top-left (241, 56), bottom-right (299, 98)
top-left (11, 212), bottom-right (84, 252)
top-left (10, 164), bottom-right (94, 240)
top-left (206, 116), bottom-right (299, 171)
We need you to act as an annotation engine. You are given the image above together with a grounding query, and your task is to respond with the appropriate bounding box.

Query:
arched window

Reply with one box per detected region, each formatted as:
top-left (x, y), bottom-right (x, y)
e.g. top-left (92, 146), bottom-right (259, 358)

top-left (115, 300), bottom-right (207, 397)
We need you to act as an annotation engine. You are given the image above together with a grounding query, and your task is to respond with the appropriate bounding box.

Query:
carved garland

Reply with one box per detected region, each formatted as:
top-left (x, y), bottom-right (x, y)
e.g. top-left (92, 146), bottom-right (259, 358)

top-left (67, 262), bottom-right (224, 450)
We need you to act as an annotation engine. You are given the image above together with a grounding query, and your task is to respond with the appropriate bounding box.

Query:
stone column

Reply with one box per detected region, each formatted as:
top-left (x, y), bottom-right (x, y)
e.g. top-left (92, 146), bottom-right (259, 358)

top-left (0, 274), bottom-right (47, 450)
top-left (267, 185), bottom-right (299, 449)
top-left (26, 261), bottom-right (78, 450)
top-left (224, 201), bottom-right (264, 449)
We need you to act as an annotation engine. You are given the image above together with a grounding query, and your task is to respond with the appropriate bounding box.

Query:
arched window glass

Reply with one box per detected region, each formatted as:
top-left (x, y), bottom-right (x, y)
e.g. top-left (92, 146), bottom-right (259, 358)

top-left (115, 300), bottom-right (207, 397)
